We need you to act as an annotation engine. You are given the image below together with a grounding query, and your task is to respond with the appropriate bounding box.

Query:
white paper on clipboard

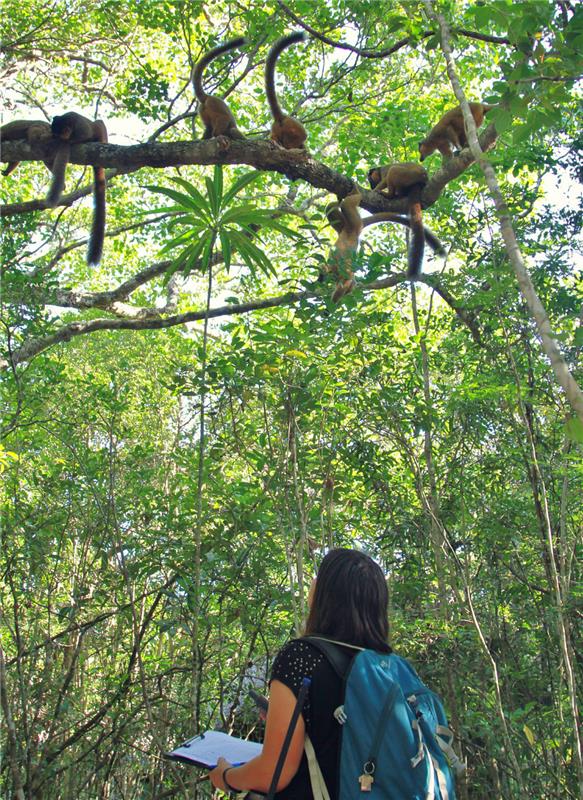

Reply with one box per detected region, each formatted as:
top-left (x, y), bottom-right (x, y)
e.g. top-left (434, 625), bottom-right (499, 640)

top-left (166, 730), bottom-right (263, 768)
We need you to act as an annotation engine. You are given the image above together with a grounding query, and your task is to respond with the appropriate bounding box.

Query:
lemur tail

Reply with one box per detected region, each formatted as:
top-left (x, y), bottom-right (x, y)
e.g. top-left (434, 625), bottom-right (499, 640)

top-left (193, 37), bottom-right (247, 102)
top-left (265, 32), bottom-right (306, 123)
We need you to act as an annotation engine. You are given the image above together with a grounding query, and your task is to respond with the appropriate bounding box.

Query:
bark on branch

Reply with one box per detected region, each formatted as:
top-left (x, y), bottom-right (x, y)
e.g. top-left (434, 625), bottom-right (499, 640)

top-left (2, 272), bottom-right (480, 369)
top-left (2, 129), bottom-right (494, 370)
top-left (1, 132), bottom-right (497, 218)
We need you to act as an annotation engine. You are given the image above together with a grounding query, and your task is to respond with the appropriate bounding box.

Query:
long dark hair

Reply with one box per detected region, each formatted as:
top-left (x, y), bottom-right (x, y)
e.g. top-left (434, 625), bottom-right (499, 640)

top-left (304, 548), bottom-right (391, 653)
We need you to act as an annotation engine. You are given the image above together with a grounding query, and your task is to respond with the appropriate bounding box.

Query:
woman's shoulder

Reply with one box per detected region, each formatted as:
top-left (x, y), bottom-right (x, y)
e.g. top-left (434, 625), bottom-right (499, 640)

top-left (274, 637), bottom-right (326, 663)
top-left (271, 638), bottom-right (326, 682)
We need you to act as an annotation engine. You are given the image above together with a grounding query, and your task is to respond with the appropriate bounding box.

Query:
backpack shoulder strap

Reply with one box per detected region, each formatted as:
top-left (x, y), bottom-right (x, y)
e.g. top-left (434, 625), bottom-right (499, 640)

top-left (265, 676), bottom-right (311, 800)
top-left (300, 636), bottom-right (360, 679)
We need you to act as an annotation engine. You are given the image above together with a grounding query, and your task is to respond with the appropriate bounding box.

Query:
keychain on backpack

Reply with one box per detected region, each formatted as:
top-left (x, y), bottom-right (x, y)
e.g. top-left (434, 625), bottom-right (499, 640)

top-left (358, 761), bottom-right (375, 791)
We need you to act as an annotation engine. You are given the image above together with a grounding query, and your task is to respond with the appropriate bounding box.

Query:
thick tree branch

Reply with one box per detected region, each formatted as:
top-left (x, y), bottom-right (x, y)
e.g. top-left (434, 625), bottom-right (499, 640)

top-left (56, 259), bottom-right (175, 307)
top-left (2, 125), bottom-right (494, 369)
top-left (1, 132), bottom-right (497, 218)
top-left (3, 271), bottom-right (481, 369)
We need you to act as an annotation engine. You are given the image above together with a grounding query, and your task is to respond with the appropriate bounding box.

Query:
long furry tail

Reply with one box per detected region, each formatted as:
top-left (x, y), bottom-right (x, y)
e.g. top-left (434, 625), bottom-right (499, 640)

top-left (265, 31), bottom-right (306, 123)
top-left (362, 212), bottom-right (409, 229)
top-left (363, 212), bottom-right (445, 256)
top-left (193, 37), bottom-right (247, 103)
top-left (424, 227), bottom-right (446, 256)
top-left (407, 185), bottom-right (425, 278)
top-left (46, 143), bottom-right (69, 207)
top-left (87, 165), bottom-right (106, 265)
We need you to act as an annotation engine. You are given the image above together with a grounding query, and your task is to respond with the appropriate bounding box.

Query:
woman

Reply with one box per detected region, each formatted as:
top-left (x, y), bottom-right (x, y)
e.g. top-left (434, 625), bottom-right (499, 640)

top-left (209, 548), bottom-right (390, 798)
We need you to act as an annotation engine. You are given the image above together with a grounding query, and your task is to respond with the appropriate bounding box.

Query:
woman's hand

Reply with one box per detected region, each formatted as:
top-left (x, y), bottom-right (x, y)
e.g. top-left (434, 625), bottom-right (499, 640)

top-left (208, 757), bottom-right (235, 793)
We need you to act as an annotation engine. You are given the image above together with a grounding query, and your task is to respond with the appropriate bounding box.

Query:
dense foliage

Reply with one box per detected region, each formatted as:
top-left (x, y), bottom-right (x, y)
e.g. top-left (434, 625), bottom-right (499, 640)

top-left (1, 1), bottom-right (582, 799)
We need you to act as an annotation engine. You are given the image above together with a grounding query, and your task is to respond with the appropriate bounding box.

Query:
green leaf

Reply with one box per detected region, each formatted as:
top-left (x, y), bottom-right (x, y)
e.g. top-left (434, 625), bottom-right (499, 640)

top-left (424, 34), bottom-right (440, 51)
top-left (205, 175), bottom-right (219, 216)
top-left (523, 724), bottom-right (536, 747)
top-left (159, 227), bottom-right (205, 254)
top-left (263, 219), bottom-right (301, 239)
top-left (220, 205), bottom-right (264, 226)
top-left (489, 108), bottom-right (513, 133)
top-left (213, 164), bottom-right (224, 204)
top-left (170, 177), bottom-right (209, 210)
top-left (565, 417), bottom-right (583, 444)
top-left (222, 170), bottom-right (262, 207)
top-left (200, 231), bottom-right (217, 274)
top-left (219, 230), bottom-right (232, 273)
top-left (137, 204), bottom-right (181, 216)
top-left (512, 124), bottom-right (532, 145)
top-left (146, 184), bottom-right (207, 214)
top-left (229, 231), bottom-right (275, 277)
top-left (176, 236), bottom-right (208, 276)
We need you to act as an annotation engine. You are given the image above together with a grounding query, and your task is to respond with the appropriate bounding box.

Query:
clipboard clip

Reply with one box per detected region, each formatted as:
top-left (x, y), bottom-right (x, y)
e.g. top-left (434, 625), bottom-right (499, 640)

top-left (182, 732), bottom-right (205, 748)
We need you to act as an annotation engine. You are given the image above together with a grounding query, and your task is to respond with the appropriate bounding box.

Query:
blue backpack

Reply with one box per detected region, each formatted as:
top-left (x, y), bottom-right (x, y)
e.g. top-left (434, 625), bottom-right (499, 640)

top-left (304, 638), bottom-right (464, 800)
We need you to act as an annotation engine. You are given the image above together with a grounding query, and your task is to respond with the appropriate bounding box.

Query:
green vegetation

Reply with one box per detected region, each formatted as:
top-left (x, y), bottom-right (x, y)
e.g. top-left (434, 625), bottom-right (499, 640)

top-left (1, 1), bottom-right (581, 798)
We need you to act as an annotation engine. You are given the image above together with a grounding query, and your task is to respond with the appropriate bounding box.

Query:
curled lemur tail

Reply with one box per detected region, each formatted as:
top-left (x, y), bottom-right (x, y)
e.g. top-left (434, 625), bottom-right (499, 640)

top-left (87, 165), bottom-right (106, 265)
top-left (265, 32), bottom-right (306, 124)
top-left (407, 185), bottom-right (425, 278)
top-left (46, 143), bottom-right (70, 207)
top-left (193, 37), bottom-right (247, 103)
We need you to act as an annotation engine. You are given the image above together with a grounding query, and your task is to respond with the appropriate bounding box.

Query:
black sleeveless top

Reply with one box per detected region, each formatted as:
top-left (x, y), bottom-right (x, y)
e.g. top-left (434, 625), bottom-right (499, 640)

top-left (269, 638), bottom-right (355, 800)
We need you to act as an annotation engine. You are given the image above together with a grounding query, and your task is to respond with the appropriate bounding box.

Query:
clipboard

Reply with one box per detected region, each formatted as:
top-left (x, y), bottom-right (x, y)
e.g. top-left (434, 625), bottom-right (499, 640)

top-left (165, 730), bottom-right (263, 768)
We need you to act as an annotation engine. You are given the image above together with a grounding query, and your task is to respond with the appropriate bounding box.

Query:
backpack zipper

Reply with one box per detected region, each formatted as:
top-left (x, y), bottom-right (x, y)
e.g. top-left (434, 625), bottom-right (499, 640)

top-left (361, 681), bottom-right (400, 777)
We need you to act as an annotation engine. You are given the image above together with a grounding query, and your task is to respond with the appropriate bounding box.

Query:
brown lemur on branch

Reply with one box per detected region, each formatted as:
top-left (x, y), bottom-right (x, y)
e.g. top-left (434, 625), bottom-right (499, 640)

top-left (418, 102), bottom-right (494, 161)
top-left (367, 163), bottom-right (429, 277)
top-left (265, 32), bottom-right (308, 150)
top-left (192, 37), bottom-right (247, 140)
top-left (47, 112), bottom-right (108, 266)
top-left (325, 187), bottom-right (445, 299)
top-left (0, 120), bottom-right (53, 177)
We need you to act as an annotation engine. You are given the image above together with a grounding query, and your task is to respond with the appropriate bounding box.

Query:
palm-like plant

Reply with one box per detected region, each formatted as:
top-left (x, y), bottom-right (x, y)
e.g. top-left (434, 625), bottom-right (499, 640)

top-left (146, 165), bottom-right (299, 280)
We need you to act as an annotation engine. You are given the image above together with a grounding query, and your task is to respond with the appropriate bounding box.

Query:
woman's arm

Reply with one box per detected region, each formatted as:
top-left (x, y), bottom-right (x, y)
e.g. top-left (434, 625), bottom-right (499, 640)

top-left (208, 679), bottom-right (305, 793)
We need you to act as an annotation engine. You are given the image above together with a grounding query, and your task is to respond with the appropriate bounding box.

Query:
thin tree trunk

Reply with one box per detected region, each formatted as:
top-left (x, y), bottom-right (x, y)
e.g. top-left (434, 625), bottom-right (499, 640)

top-left (287, 396), bottom-right (307, 621)
top-left (410, 284), bottom-right (449, 599)
top-left (0, 635), bottom-right (26, 800)
top-left (410, 283), bottom-right (468, 799)
top-left (191, 252), bottom-right (214, 799)
top-left (424, 0), bottom-right (583, 424)
top-left (503, 337), bottom-right (583, 796)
